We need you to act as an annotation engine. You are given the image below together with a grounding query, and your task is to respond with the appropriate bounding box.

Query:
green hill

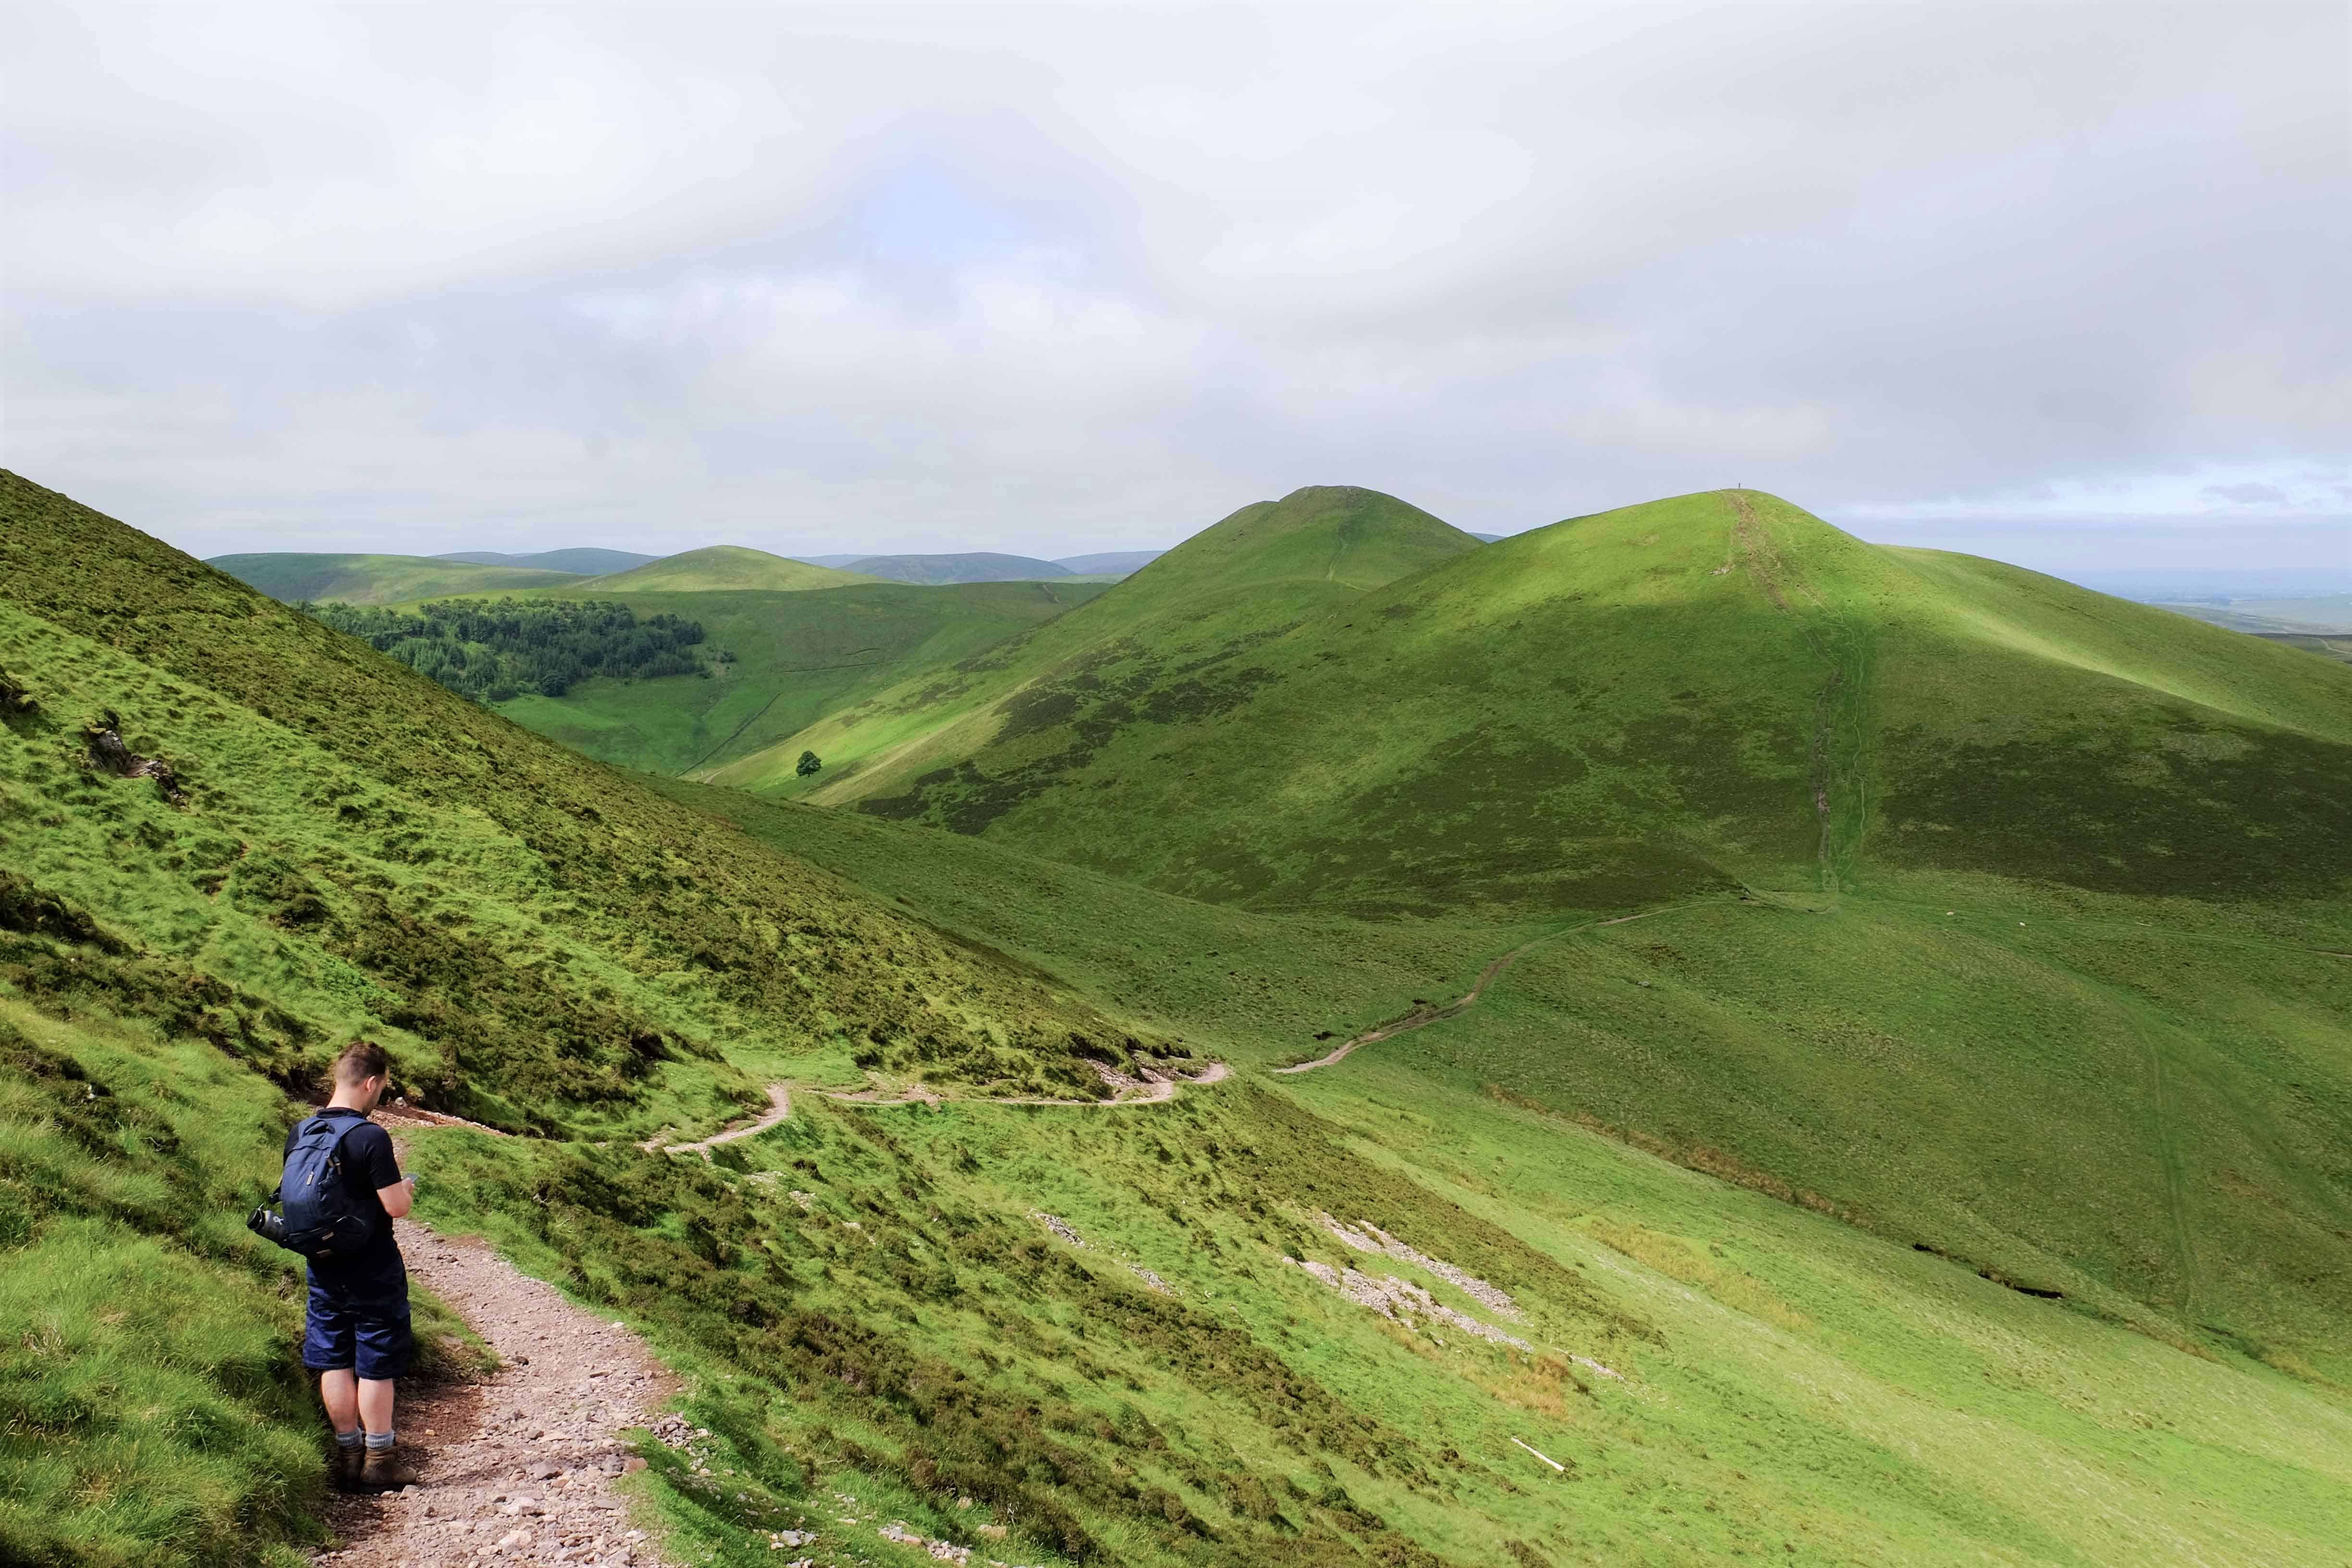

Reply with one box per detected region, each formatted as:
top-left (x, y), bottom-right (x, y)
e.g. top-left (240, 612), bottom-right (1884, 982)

top-left (844, 552), bottom-right (1073, 584)
top-left (493, 578), bottom-right (1110, 776)
top-left (575, 545), bottom-right (874, 593)
top-left (693, 485), bottom-right (2352, 1381)
top-left (752, 489), bottom-right (2349, 914)
top-left (207, 552), bottom-right (583, 604)
top-left (7, 470), bottom-right (2351, 1568)
top-left (707, 484), bottom-right (1481, 795)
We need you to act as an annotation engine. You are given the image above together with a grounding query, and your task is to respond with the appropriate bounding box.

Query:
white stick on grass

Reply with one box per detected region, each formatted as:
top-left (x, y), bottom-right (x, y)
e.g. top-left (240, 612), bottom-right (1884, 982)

top-left (1510, 1436), bottom-right (1566, 1472)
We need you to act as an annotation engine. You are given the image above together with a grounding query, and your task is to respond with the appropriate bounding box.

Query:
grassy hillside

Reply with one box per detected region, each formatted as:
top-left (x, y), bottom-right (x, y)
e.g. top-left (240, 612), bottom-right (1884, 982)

top-left (494, 579), bottom-right (1110, 776)
top-left (208, 552), bottom-right (582, 605)
top-left (680, 486), bottom-right (2352, 1377)
top-left (9, 469), bottom-right (2352, 1568)
top-left (577, 545), bottom-right (875, 594)
top-left (752, 490), bottom-right (2350, 916)
top-left (845, 552), bottom-right (1072, 584)
top-left (661, 778), bottom-right (2352, 1380)
top-left (708, 485), bottom-right (1481, 796)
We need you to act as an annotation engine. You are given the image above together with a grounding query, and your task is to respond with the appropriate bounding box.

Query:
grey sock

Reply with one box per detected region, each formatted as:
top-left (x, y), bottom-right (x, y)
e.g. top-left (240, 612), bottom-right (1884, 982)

top-left (334, 1428), bottom-right (363, 1448)
top-left (365, 1430), bottom-right (396, 1451)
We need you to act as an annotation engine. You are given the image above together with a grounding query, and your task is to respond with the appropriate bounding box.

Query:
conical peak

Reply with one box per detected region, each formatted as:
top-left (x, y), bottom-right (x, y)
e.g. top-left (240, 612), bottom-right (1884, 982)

top-left (1134, 484), bottom-right (1479, 598)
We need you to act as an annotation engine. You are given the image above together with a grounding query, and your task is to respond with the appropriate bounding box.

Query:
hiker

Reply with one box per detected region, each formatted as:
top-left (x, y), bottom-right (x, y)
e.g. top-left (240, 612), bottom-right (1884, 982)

top-left (281, 1040), bottom-right (421, 1491)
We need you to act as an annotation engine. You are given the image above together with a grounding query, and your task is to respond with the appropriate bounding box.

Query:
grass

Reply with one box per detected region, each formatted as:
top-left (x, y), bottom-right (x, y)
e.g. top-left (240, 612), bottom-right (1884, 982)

top-left (742, 490), bottom-right (2349, 918)
top-left (206, 552), bottom-right (584, 605)
top-left (0, 997), bottom-right (492, 1568)
top-left (673, 780), bottom-right (2352, 1381)
top-left (6, 467), bottom-right (2352, 1567)
top-left (703, 485), bottom-right (1482, 797)
top-left (575, 546), bottom-right (877, 594)
top-left (398, 1057), bottom-right (2352, 1567)
top-left (490, 579), bottom-right (1109, 777)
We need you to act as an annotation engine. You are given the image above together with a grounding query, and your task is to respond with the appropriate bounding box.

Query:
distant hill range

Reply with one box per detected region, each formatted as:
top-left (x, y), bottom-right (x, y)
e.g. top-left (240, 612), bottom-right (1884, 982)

top-left (839, 552), bottom-right (1072, 585)
top-left (795, 551), bottom-right (1170, 584)
top-left (2148, 593), bottom-right (2352, 636)
top-left (434, 548), bottom-right (659, 575)
top-left (571, 546), bottom-right (873, 594)
top-left (1054, 550), bottom-right (1166, 576)
top-left (206, 552), bottom-right (583, 605)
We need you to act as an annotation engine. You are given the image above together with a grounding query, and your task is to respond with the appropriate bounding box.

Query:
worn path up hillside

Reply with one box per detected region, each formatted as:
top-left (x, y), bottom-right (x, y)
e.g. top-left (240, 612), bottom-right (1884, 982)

top-left (1279, 906), bottom-right (1699, 1074)
top-left (315, 1216), bottom-right (678, 1568)
top-left (648, 1063), bottom-right (1235, 1155)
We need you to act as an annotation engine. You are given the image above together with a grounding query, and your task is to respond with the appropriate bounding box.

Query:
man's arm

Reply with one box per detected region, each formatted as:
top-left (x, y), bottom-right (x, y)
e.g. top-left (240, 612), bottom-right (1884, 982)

top-left (350, 1123), bottom-right (412, 1220)
top-left (377, 1176), bottom-right (415, 1220)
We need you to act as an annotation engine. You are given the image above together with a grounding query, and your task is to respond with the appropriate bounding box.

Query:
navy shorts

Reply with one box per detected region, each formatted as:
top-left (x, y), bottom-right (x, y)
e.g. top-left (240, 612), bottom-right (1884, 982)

top-left (302, 1277), bottom-right (414, 1381)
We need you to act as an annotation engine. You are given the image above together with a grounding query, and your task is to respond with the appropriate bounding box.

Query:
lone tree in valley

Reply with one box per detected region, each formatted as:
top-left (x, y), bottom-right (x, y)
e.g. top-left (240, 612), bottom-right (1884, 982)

top-left (796, 750), bottom-right (823, 778)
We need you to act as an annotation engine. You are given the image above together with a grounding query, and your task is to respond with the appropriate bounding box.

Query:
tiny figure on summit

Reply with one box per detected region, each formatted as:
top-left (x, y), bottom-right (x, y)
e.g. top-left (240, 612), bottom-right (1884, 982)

top-left (249, 1040), bottom-right (423, 1492)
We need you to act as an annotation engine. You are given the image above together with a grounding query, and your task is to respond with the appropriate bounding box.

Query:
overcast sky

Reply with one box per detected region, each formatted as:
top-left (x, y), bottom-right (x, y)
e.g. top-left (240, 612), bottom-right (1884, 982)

top-left (4, 3), bottom-right (2346, 577)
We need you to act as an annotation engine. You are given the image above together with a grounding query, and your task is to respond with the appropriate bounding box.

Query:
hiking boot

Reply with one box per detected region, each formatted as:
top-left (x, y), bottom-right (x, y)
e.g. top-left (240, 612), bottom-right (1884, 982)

top-left (331, 1441), bottom-right (367, 1492)
top-left (358, 1440), bottom-right (426, 1492)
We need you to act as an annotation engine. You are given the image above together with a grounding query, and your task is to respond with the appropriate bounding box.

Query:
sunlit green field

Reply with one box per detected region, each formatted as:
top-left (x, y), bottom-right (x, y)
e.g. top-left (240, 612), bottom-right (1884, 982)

top-left (493, 580), bottom-right (1108, 777)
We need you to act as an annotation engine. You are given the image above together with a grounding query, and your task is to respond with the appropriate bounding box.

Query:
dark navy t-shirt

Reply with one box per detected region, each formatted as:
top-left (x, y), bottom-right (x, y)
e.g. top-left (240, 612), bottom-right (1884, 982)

top-left (284, 1107), bottom-right (406, 1299)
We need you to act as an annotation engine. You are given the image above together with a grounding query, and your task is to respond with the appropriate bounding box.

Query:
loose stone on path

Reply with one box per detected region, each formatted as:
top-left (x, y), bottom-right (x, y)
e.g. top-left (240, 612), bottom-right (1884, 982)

top-left (311, 1217), bottom-right (679, 1568)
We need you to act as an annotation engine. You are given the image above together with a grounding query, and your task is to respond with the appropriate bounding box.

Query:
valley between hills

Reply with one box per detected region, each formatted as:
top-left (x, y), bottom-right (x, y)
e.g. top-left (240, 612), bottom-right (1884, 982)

top-left (5, 468), bottom-right (2351, 1568)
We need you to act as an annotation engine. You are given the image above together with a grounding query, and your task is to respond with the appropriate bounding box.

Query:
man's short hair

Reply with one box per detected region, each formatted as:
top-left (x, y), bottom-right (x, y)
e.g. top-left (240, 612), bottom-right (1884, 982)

top-left (332, 1040), bottom-right (390, 1086)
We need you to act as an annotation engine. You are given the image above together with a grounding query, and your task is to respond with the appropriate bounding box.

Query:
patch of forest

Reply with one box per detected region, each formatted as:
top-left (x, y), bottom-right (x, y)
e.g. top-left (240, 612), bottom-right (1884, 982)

top-left (307, 598), bottom-right (709, 701)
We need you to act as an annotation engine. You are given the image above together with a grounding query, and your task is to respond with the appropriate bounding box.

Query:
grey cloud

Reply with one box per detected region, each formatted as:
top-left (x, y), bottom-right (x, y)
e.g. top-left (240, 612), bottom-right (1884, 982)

top-left (2200, 482), bottom-right (2291, 506)
top-left (3, 2), bottom-right (2345, 564)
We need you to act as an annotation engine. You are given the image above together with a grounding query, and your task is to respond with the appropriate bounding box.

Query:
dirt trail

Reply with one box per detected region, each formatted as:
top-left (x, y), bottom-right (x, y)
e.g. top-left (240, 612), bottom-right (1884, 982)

top-left (642, 1083), bottom-right (792, 1155)
top-left (642, 1062), bottom-right (1230, 1154)
top-left (824, 1060), bottom-right (1231, 1110)
top-left (314, 1217), bottom-right (678, 1568)
top-left (1277, 906), bottom-right (1695, 1074)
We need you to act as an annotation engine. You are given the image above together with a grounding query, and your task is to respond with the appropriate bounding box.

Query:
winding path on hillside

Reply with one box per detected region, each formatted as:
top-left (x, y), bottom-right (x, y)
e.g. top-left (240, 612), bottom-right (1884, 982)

top-left (639, 1061), bottom-right (1234, 1155)
top-left (1275, 905), bottom-right (1702, 1075)
top-left (640, 1083), bottom-right (794, 1154)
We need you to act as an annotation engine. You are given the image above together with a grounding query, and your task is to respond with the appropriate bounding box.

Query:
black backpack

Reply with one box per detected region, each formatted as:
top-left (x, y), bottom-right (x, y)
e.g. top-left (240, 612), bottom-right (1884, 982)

top-left (247, 1115), bottom-right (376, 1259)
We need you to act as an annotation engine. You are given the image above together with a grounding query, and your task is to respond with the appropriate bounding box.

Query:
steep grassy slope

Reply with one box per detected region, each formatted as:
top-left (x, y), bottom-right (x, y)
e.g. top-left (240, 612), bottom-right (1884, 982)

top-left (494, 579), bottom-right (1109, 777)
top-left (577, 546), bottom-right (875, 593)
top-left (708, 486), bottom-right (1480, 795)
top-left (1, 472), bottom-right (1156, 1125)
top-left (208, 552), bottom-right (582, 605)
top-left (754, 490), bottom-right (2350, 917)
top-left (662, 779), bottom-right (2352, 1382)
top-left (845, 552), bottom-right (1072, 584)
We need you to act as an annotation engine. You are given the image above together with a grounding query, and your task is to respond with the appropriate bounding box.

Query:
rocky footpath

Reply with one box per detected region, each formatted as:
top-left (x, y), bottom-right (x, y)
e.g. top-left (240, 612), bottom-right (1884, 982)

top-left (313, 1220), bottom-right (678, 1568)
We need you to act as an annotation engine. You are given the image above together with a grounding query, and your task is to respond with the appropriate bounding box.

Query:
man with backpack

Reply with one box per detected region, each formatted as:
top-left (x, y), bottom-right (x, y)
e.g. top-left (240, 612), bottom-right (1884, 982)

top-left (274, 1040), bottom-right (421, 1492)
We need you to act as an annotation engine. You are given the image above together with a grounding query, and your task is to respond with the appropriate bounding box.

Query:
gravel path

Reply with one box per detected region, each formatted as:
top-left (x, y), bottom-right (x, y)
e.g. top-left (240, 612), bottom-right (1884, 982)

top-left (643, 1083), bottom-right (793, 1155)
top-left (313, 1220), bottom-right (679, 1568)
